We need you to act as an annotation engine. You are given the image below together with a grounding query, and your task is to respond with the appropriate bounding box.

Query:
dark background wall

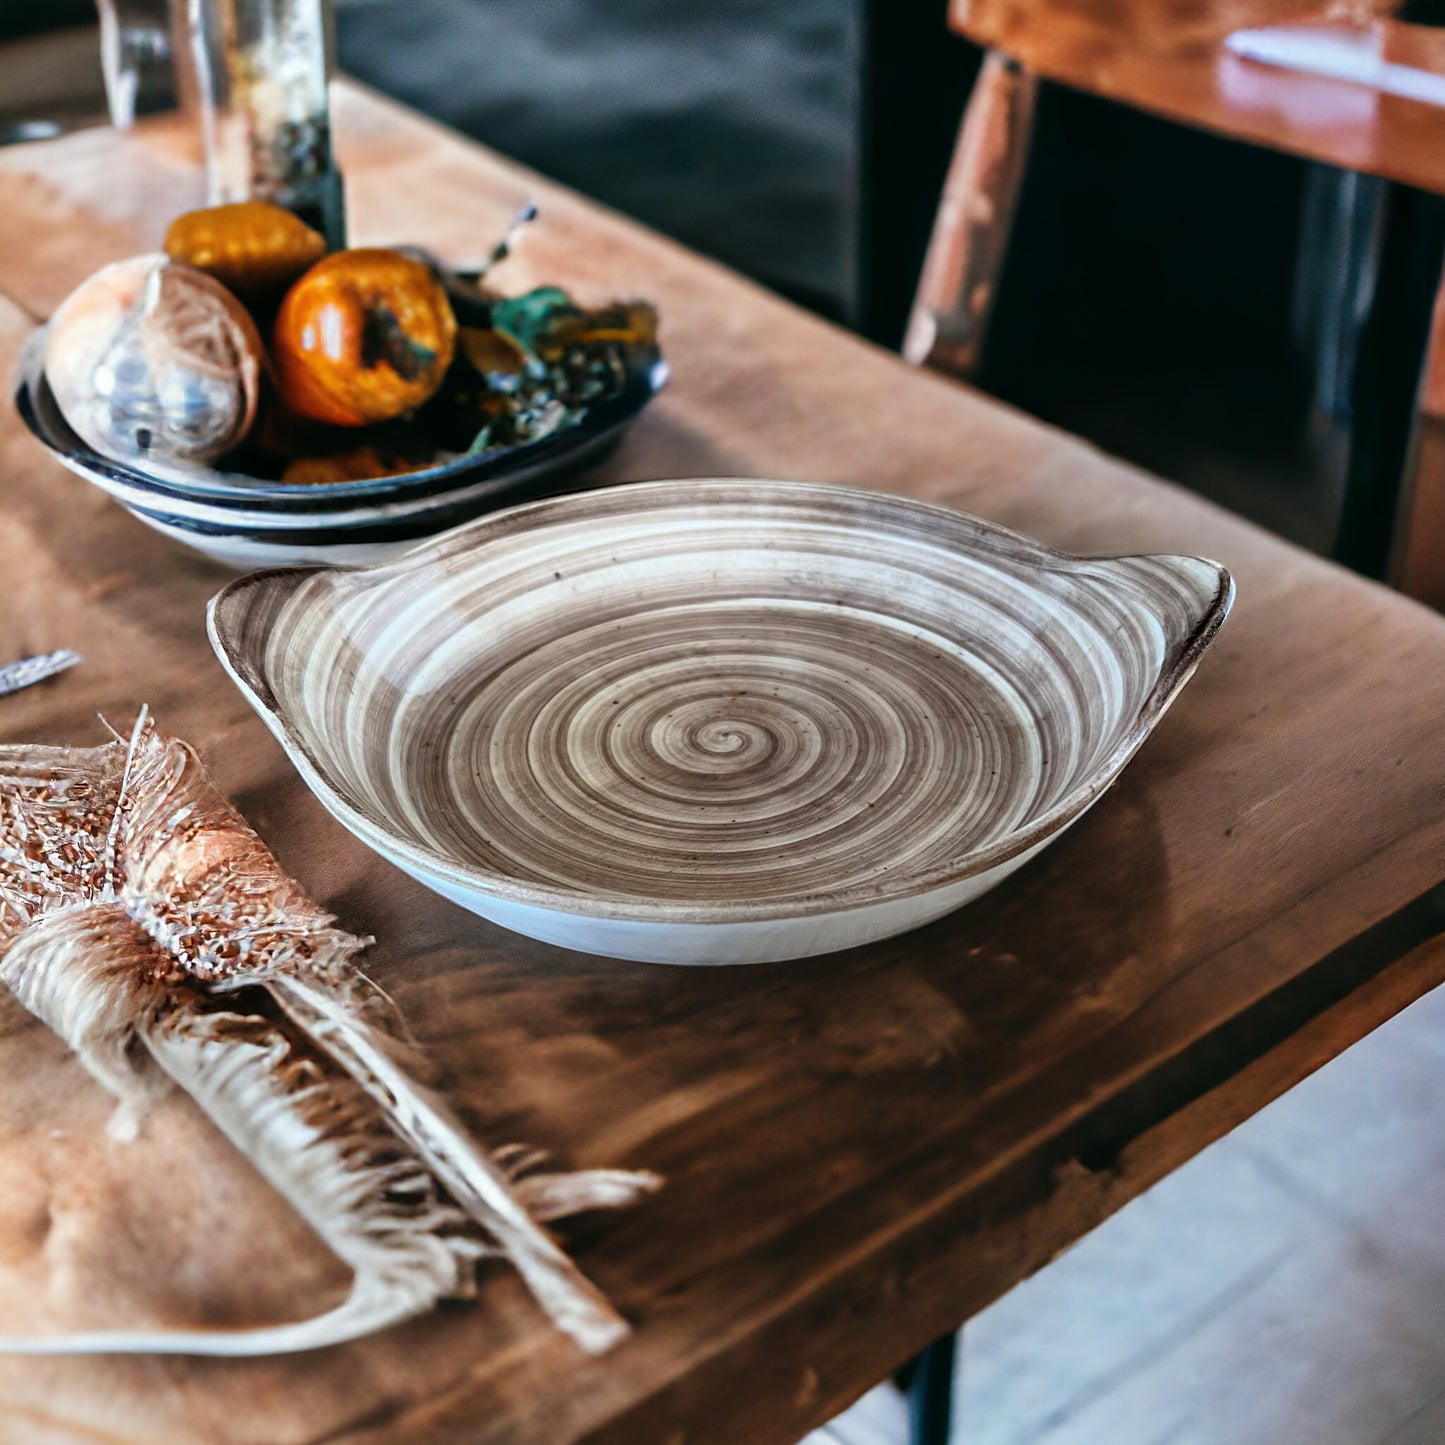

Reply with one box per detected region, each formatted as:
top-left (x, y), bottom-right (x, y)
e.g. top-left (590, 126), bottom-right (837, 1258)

top-left (337, 0), bottom-right (866, 324)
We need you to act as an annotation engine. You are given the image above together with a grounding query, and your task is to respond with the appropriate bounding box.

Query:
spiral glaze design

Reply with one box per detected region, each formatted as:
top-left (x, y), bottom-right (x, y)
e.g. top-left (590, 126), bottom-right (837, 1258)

top-left (212, 479), bottom-right (1232, 921)
top-left (407, 600), bottom-right (1039, 900)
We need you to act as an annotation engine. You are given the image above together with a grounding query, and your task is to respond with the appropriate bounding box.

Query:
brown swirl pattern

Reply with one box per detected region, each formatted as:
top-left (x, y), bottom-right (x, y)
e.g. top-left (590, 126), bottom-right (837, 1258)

top-left (210, 479), bottom-right (1232, 919)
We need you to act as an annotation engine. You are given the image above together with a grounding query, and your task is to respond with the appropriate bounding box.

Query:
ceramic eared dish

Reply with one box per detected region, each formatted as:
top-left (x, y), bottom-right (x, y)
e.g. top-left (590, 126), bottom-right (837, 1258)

top-left (208, 478), bottom-right (1233, 965)
top-left (14, 327), bottom-right (667, 569)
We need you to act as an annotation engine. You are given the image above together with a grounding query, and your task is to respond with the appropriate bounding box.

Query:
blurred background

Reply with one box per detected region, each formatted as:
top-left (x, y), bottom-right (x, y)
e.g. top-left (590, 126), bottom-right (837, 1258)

top-left (9, 0), bottom-right (1445, 577)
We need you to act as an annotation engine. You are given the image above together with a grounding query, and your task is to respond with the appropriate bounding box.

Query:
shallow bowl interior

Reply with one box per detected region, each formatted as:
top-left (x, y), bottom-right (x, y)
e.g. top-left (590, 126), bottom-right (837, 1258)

top-left (209, 478), bottom-right (1232, 928)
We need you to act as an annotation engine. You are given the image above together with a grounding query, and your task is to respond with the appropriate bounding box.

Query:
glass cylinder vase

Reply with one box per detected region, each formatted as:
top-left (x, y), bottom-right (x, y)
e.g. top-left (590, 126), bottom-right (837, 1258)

top-left (188, 0), bottom-right (346, 246)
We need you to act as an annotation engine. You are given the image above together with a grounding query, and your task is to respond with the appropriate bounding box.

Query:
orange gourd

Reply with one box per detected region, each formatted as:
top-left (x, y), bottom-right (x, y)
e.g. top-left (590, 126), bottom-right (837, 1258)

top-left (164, 201), bottom-right (326, 298)
top-left (282, 445), bottom-right (423, 485)
top-left (271, 249), bottom-right (457, 426)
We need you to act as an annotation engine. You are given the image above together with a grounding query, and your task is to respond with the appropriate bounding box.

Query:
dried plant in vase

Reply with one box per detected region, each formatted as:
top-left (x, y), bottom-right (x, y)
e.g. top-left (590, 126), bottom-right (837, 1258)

top-left (0, 710), bottom-right (658, 1356)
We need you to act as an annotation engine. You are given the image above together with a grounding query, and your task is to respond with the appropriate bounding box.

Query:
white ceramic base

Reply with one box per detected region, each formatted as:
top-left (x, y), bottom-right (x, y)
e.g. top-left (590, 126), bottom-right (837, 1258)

top-left (131, 511), bottom-right (414, 569)
top-left (383, 831), bottom-right (1061, 964)
top-left (46, 449), bottom-right (418, 568)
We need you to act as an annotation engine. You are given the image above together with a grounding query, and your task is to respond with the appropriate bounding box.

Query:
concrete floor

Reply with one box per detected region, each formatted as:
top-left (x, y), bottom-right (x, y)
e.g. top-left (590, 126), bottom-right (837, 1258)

top-left (810, 980), bottom-right (1445, 1445)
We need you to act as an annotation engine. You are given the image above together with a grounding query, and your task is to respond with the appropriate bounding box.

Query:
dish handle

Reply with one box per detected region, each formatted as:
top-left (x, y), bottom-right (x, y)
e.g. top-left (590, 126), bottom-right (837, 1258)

top-left (1075, 551), bottom-right (1235, 701)
top-left (206, 565), bottom-right (332, 714)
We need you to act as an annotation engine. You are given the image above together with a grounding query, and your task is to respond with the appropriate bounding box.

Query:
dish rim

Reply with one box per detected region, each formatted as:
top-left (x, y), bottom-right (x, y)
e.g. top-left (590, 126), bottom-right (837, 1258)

top-left (14, 324), bottom-right (668, 510)
top-left (208, 477), bottom-right (1235, 925)
top-left (43, 424), bottom-right (639, 546)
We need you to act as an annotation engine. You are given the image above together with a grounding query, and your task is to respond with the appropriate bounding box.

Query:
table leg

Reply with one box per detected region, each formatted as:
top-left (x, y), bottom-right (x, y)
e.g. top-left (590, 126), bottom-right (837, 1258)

top-left (905, 1329), bottom-right (959, 1445)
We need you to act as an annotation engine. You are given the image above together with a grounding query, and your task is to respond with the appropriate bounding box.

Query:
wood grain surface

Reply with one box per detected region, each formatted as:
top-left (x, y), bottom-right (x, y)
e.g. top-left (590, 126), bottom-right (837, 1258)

top-left (1, 85), bottom-right (1445, 1445)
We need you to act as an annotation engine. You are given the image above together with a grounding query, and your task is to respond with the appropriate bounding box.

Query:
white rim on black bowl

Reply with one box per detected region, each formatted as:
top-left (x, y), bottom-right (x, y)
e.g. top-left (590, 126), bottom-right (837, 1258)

top-left (14, 325), bottom-right (668, 531)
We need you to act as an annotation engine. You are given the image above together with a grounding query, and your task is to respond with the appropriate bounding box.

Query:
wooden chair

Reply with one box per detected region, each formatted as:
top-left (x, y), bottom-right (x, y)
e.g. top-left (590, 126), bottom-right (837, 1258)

top-left (906, 0), bottom-right (1445, 608)
top-left (1393, 249), bottom-right (1445, 598)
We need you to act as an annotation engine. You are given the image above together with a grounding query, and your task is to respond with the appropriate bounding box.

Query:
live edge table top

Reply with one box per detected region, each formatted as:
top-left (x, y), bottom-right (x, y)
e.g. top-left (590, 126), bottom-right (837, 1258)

top-left (0, 83), bottom-right (1443, 1445)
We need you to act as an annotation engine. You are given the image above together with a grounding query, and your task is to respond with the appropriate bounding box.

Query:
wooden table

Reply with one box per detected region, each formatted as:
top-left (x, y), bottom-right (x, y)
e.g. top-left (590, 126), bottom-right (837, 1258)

top-left (950, 0), bottom-right (1445, 198)
top-left (2, 83), bottom-right (1445, 1445)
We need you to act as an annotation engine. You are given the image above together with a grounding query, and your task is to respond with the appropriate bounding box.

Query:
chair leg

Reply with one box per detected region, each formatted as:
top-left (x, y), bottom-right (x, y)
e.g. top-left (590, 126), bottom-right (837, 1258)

top-left (1329, 181), bottom-right (1445, 578)
top-left (1390, 255), bottom-right (1445, 608)
top-left (905, 1329), bottom-right (959, 1445)
top-left (903, 49), bottom-right (1037, 379)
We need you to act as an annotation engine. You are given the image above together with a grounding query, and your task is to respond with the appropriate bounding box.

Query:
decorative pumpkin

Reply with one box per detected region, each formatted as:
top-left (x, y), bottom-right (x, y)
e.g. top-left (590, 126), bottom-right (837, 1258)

top-left (270, 248), bottom-right (457, 426)
top-left (282, 445), bottom-right (421, 485)
top-left (164, 201), bottom-right (327, 298)
top-left (44, 254), bottom-right (264, 467)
